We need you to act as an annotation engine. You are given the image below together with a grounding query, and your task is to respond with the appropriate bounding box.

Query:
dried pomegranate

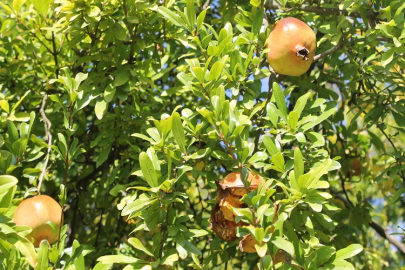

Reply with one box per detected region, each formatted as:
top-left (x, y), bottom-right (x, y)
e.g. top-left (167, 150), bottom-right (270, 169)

top-left (219, 171), bottom-right (265, 197)
top-left (210, 203), bottom-right (239, 241)
top-left (239, 234), bottom-right (259, 253)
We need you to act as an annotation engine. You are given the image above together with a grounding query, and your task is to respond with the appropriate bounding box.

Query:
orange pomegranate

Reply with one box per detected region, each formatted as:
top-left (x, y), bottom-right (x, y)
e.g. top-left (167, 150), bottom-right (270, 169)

top-left (14, 195), bottom-right (62, 246)
top-left (266, 17), bottom-right (316, 76)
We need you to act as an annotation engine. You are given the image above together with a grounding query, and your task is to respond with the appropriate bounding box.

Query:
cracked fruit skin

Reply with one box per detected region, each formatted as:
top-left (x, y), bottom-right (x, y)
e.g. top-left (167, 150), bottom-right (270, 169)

top-left (219, 171), bottom-right (265, 197)
top-left (266, 17), bottom-right (316, 76)
top-left (14, 195), bottom-right (62, 247)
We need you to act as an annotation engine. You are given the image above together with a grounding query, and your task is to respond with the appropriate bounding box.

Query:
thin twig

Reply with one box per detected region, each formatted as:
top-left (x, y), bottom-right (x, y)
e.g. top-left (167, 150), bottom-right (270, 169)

top-left (123, 0), bottom-right (138, 64)
top-left (331, 189), bottom-right (405, 257)
top-left (51, 32), bottom-right (59, 77)
top-left (378, 125), bottom-right (405, 185)
top-left (37, 95), bottom-right (52, 195)
top-left (313, 42), bottom-right (345, 62)
top-left (202, 0), bottom-right (211, 10)
top-left (253, 74), bottom-right (274, 153)
top-left (159, 202), bottom-right (172, 258)
top-left (338, 171), bottom-right (355, 208)
top-left (264, 2), bottom-right (362, 18)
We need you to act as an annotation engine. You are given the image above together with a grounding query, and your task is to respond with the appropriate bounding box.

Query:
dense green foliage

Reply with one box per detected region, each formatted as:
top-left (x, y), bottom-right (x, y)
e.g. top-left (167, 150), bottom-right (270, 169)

top-left (1, 0), bottom-right (405, 269)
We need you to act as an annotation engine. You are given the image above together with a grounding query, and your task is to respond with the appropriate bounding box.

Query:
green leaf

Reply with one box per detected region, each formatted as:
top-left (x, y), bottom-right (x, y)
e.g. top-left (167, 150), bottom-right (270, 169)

top-left (31, 0), bottom-right (51, 17)
top-left (186, 0), bottom-right (195, 30)
top-left (104, 84), bottom-right (116, 103)
top-left (93, 262), bottom-right (113, 270)
top-left (128, 238), bottom-right (155, 258)
top-left (252, 8), bottom-right (264, 35)
top-left (272, 237), bottom-right (295, 257)
top-left (0, 175), bottom-right (18, 194)
top-left (97, 255), bottom-right (145, 264)
top-left (272, 152), bottom-right (284, 172)
top-left (266, 103), bottom-right (278, 127)
top-left (0, 185), bottom-right (16, 208)
top-left (302, 108), bottom-right (337, 131)
top-left (391, 188), bottom-right (405, 203)
top-left (95, 100), bottom-right (107, 120)
top-left (322, 260), bottom-right (354, 270)
top-left (255, 243), bottom-right (267, 257)
top-left (191, 67), bottom-right (204, 83)
top-left (113, 23), bottom-right (127, 41)
top-left (183, 241), bottom-right (202, 256)
top-left (122, 196), bottom-right (157, 216)
top-left (367, 130), bottom-right (384, 151)
top-left (209, 61), bottom-right (224, 81)
top-left (381, 48), bottom-right (395, 67)
top-left (316, 246), bottom-right (336, 266)
top-left (36, 240), bottom-right (49, 270)
top-left (14, 234), bottom-right (38, 268)
top-left (8, 112), bottom-right (31, 122)
top-left (57, 133), bottom-right (67, 160)
top-left (13, 0), bottom-right (25, 13)
top-left (256, 204), bottom-right (270, 223)
top-left (157, 6), bottom-right (187, 28)
top-left (288, 111), bottom-right (298, 130)
top-left (392, 111), bottom-right (405, 126)
top-left (272, 82), bottom-right (288, 122)
top-left (250, 0), bottom-right (261, 7)
top-left (335, 244), bottom-right (363, 261)
top-left (248, 151), bottom-right (268, 164)
top-left (0, 100), bottom-right (10, 113)
top-left (161, 253), bottom-right (179, 266)
top-left (114, 71), bottom-right (130, 87)
top-left (294, 147), bottom-right (304, 181)
top-left (232, 207), bottom-right (254, 224)
top-left (375, 20), bottom-right (396, 37)
top-left (131, 133), bottom-right (155, 143)
top-left (196, 8), bottom-right (207, 30)
top-left (87, 5), bottom-right (101, 17)
top-left (139, 152), bottom-right (159, 187)
top-left (293, 93), bottom-right (310, 118)
top-left (172, 112), bottom-right (187, 154)
top-left (7, 121), bottom-right (19, 143)
top-left (262, 136), bottom-right (279, 156)
top-left (307, 132), bottom-right (325, 148)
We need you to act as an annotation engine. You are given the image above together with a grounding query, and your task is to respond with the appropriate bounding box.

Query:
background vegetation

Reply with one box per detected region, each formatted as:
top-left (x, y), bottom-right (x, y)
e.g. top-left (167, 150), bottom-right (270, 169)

top-left (0, 0), bottom-right (405, 269)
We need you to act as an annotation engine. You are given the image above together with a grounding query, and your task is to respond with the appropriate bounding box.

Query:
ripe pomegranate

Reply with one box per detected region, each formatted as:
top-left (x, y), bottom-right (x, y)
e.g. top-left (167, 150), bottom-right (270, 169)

top-left (266, 17), bottom-right (316, 76)
top-left (14, 195), bottom-right (62, 247)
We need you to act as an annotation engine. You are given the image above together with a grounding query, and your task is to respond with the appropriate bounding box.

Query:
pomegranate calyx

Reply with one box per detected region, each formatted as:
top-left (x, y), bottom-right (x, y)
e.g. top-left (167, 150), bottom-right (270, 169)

top-left (295, 46), bottom-right (310, 61)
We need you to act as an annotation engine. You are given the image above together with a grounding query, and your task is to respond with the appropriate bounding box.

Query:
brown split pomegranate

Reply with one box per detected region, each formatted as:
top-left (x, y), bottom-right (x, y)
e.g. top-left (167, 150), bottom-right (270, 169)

top-left (210, 171), bottom-right (265, 242)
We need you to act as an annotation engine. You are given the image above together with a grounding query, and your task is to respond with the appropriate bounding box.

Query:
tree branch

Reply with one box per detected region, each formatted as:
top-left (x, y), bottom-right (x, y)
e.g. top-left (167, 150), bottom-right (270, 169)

top-left (313, 42), bottom-right (344, 62)
top-left (264, 1), bottom-right (361, 18)
top-left (37, 94), bottom-right (52, 195)
top-left (377, 124), bottom-right (405, 186)
top-left (331, 189), bottom-right (405, 257)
